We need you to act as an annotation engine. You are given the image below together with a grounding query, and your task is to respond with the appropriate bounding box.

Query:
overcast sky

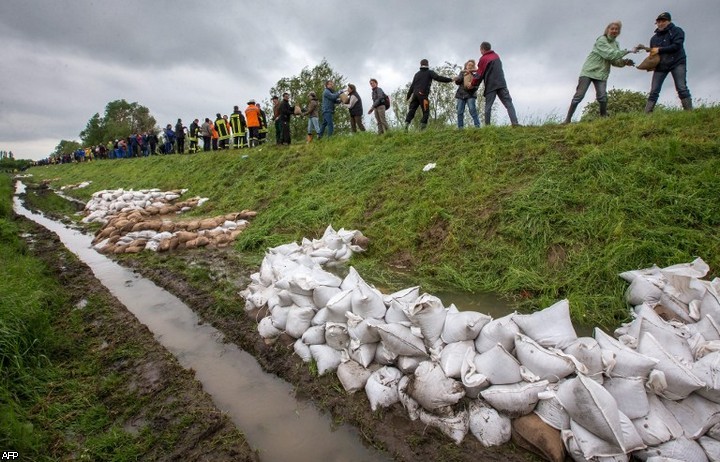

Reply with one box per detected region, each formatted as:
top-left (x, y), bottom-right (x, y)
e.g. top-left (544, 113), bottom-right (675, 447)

top-left (1, 0), bottom-right (717, 160)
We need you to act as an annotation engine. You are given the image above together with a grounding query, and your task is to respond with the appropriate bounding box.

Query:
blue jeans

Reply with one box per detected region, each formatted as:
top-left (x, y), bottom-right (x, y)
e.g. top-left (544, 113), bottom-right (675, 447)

top-left (571, 76), bottom-right (607, 104)
top-left (484, 87), bottom-right (519, 125)
top-left (648, 63), bottom-right (690, 103)
top-left (318, 112), bottom-right (334, 138)
top-left (457, 98), bottom-right (481, 128)
top-left (307, 117), bottom-right (320, 135)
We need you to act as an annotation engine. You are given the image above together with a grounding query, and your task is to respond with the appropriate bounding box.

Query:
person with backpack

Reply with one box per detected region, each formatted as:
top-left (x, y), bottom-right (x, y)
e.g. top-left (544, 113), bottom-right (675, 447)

top-left (454, 59), bottom-right (482, 128)
top-left (404, 58), bottom-right (453, 130)
top-left (368, 78), bottom-right (390, 134)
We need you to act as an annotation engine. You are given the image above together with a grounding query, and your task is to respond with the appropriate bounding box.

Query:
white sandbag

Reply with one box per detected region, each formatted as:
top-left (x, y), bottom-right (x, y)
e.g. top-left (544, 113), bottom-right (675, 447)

top-left (374, 342), bottom-right (398, 365)
top-left (301, 325), bottom-right (326, 345)
top-left (564, 337), bottom-right (605, 384)
top-left (661, 393), bottom-right (720, 440)
top-left (700, 289), bottom-right (720, 325)
top-left (404, 293), bottom-right (448, 349)
top-left (688, 315), bottom-right (720, 342)
top-left (364, 366), bottom-right (402, 411)
top-left (325, 322), bottom-right (350, 350)
top-left (473, 343), bottom-right (522, 385)
top-left (313, 285), bottom-right (342, 309)
top-left (385, 299), bottom-right (412, 325)
top-left (346, 312), bottom-right (382, 345)
top-left (408, 361), bottom-right (465, 411)
top-left (375, 323), bottom-right (428, 357)
top-left (276, 289), bottom-right (295, 307)
top-left (513, 299), bottom-right (578, 350)
top-left (349, 342), bottom-right (377, 368)
top-left (289, 291), bottom-right (315, 308)
top-left (602, 377), bottom-right (649, 420)
top-left (565, 414), bottom-right (643, 460)
top-left (710, 422), bottom-right (720, 440)
top-left (474, 313), bottom-right (520, 353)
top-left (441, 309), bottom-right (492, 343)
top-left (419, 407), bottom-right (469, 445)
top-left (383, 286), bottom-right (420, 307)
top-left (309, 267), bottom-right (343, 287)
top-left (294, 338), bottom-right (312, 362)
top-left (325, 289), bottom-right (354, 322)
top-left (637, 332), bottom-right (704, 400)
top-left (309, 344), bottom-right (342, 375)
top-left (693, 351), bottom-right (720, 403)
top-left (351, 279), bottom-right (387, 319)
top-left (515, 333), bottom-right (579, 382)
top-left (556, 374), bottom-right (625, 447)
top-left (258, 316), bottom-right (282, 339)
top-left (594, 328), bottom-right (658, 379)
top-left (340, 266), bottom-right (362, 290)
top-left (480, 380), bottom-right (549, 418)
top-left (460, 349), bottom-right (488, 398)
top-left (535, 393), bottom-right (571, 431)
top-left (439, 341), bottom-right (476, 379)
top-left (631, 392), bottom-right (683, 447)
top-left (396, 355), bottom-right (423, 374)
top-left (634, 304), bottom-right (694, 362)
top-left (311, 307), bottom-right (331, 326)
top-left (336, 360), bottom-right (372, 393)
top-left (285, 306), bottom-right (315, 338)
top-left (398, 375), bottom-right (422, 421)
top-left (699, 436), bottom-right (720, 462)
top-left (634, 437), bottom-right (708, 462)
top-left (625, 275), bottom-right (663, 307)
top-left (468, 399), bottom-right (512, 447)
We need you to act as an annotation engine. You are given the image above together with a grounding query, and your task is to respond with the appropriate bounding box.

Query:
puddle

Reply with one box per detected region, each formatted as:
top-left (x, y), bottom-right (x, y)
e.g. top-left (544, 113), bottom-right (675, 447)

top-left (13, 182), bottom-right (388, 462)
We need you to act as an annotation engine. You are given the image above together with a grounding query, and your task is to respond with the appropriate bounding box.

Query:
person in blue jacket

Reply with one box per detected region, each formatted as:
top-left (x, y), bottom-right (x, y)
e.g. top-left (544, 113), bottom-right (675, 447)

top-left (644, 12), bottom-right (691, 113)
top-left (318, 80), bottom-right (345, 139)
top-left (163, 124), bottom-right (176, 154)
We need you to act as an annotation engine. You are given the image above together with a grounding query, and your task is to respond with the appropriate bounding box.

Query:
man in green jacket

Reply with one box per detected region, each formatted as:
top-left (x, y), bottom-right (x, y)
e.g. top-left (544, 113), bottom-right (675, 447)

top-left (563, 21), bottom-right (635, 123)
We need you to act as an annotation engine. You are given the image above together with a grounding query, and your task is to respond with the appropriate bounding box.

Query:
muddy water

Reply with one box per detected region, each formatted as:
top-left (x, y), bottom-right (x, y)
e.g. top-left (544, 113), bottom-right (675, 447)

top-left (14, 183), bottom-right (388, 462)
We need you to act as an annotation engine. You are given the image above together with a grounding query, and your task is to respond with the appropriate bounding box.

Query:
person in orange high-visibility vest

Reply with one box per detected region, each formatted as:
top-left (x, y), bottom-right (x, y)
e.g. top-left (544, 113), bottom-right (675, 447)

top-left (245, 100), bottom-right (261, 147)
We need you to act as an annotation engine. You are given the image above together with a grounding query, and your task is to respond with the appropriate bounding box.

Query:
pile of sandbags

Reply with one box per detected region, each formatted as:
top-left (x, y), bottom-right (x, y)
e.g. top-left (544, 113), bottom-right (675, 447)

top-left (242, 231), bottom-right (720, 461)
top-left (59, 181), bottom-right (92, 190)
top-left (83, 188), bottom-right (256, 254)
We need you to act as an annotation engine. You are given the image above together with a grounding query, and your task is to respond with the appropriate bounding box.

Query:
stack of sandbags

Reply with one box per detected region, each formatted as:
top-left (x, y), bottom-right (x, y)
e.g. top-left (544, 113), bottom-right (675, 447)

top-left (82, 188), bottom-right (205, 224)
top-left (243, 234), bottom-right (720, 460)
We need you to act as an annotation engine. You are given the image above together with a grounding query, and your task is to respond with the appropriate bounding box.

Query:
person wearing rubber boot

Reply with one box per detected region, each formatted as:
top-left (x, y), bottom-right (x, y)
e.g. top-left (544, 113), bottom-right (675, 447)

top-left (644, 12), bottom-right (692, 113)
top-left (563, 21), bottom-right (635, 124)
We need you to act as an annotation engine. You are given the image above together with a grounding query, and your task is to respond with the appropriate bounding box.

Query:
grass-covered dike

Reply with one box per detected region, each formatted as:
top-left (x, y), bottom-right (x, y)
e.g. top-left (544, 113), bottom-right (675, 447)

top-left (29, 108), bottom-right (720, 329)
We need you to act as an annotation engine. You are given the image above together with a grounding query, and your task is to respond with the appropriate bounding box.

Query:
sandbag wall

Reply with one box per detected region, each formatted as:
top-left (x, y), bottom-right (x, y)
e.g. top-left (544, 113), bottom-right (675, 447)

top-left (82, 188), bottom-right (256, 254)
top-left (242, 228), bottom-right (720, 462)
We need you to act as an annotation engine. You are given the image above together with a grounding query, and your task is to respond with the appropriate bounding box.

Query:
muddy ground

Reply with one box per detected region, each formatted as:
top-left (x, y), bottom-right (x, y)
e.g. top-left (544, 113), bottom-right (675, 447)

top-left (20, 185), bottom-right (536, 462)
top-left (18, 219), bottom-right (259, 462)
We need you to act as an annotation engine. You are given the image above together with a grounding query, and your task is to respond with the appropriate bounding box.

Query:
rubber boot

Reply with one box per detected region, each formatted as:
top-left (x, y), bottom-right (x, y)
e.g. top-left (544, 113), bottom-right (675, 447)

top-left (563, 102), bottom-right (579, 124)
top-left (644, 100), bottom-right (656, 114)
top-left (599, 101), bottom-right (608, 117)
top-left (681, 97), bottom-right (693, 111)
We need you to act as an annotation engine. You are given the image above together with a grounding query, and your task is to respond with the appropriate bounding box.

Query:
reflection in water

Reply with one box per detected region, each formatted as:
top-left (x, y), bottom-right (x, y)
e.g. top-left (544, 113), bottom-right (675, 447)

top-left (14, 182), bottom-right (387, 462)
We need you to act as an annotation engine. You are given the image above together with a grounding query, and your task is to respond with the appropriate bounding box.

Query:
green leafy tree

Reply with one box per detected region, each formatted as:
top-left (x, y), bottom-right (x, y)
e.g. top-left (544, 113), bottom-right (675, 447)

top-left (581, 89), bottom-right (653, 121)
top-left (51, 139), bottom-right (82, 158)
top-left (80, 99), bottom-right (157, 146)
top-left (268, 59), bottom-right (347, 142)
top-left (391, 62), bottom-right (471, 129)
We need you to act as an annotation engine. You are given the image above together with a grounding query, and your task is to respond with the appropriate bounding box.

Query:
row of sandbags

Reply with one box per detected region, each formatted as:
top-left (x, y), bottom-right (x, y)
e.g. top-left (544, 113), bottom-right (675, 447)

top-left (82, 188), bottom-right (208, 224)
top-left (241, 228), bottom-right (720, 462)
top-left (81, 187), bottom-right (256, 253)
top-left (59, 181), bottom-right (91, 190)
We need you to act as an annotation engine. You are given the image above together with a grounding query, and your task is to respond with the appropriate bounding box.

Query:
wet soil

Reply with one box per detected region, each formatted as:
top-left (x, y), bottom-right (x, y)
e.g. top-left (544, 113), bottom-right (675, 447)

top-left (18, 219), bottom-right (259, 462)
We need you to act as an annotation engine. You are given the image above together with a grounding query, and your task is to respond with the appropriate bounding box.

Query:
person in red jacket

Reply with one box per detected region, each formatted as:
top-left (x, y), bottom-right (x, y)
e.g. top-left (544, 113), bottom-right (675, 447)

top-left (471, 42), bottom-right (520, 127)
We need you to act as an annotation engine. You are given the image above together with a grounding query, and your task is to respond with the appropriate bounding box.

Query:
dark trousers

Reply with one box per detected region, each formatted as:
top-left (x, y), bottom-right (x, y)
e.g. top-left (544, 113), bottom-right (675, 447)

top-left (202, 136), bottom-right (210, 151)
top-left (280, 120), bottom-right (291, 144)
top-left (405, 94), bottom-right (430, 125)
top-left (177, 137), bottom-right (185, 153)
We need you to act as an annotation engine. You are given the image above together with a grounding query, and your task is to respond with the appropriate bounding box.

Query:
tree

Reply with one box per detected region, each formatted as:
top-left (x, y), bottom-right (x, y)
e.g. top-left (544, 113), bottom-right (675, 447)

top-left (80, 99), bottom-right (157, 146)
top-left (390, 62), bottom-right (472, 129)
top-left (268, 59), bottom-right (348, 142)
top-left (52, 139), bottom-right (82, 158)
top-left (581, 89), bottom-right (653, 121)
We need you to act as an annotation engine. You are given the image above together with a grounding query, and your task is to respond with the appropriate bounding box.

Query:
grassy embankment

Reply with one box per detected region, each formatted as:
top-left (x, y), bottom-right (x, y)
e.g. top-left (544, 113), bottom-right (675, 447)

top-left (29, 107), bottom-right (720, 329)
top-left (0, 175), bottom-right (252, 460)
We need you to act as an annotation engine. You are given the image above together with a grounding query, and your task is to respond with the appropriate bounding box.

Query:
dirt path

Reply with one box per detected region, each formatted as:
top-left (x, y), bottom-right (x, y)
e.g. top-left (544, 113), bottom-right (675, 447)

top-left (20, 220), bottom-right (259, 462)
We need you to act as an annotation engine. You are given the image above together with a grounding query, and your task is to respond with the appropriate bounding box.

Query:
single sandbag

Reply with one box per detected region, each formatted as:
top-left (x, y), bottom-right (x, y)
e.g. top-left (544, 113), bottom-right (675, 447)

top-left (418, 407), bottom-right (469, 445)
top-left (631, 392), bottom-right (684, 446)
top-left (398, 375), bottom-right (422, 421)
top-left (364, 366), bottom-right (402, 411)
top-left (374, 342), bottom-right (398, 365)
top-left (337, 360), bottom-right (372, 393)
top-left (375, 323), bottom-right (428, 357)
top-left (473, 343), bottom-right (522, 385)
top-left (564, 337), bottom-right (605, 383)
top-left (294, 338), bottom-right (312, 362)
top-left (469, 399), bottom-right (512, 447)
top-left (351, 279), bottom-right (387, 319)
top-left (258, 316), bottom-right (282, 339)
top-left (385, 299), bottom-right (412, 325)
top-left (699, 436), bottom-right (720, 462)
top-left (325, 322), bottom-right (350, 350)
top-left (661, 393), bottom-right (720, 440)
top-left (637, 332), bottom-right (704, 400)
top-left (475, 313), bottom-right (520, 353)
top-left (534, 391), bottom-right (571, 431)
top-left (285, 306), bottom-right (315, 338)
top-left (439, 340), bottom-right (476, 379)
top-left (309, 344), bottom-right (342, 375)
top-left (408, 361), bottom-right (465, 411)
top-left (595, 327), bottom-right (658, 379)
top-left (396, 355), bottom-right (423, 374)
top-left (349, 342), bottom-right (378, 368)
top-left (602, 376), bottom-right (649, 420)
top-left (404, 293), bottom-right (448, 349)
top-left (480, 380), bottom-right (549, 418)
top-left (513, 299), bottom-right (578, 350)
top-left (693, 350), bottom-right (720, 403)
top-left (346, 311), bottom-right (382, 345)
top-left (441, 309), bottom-right (491, 343)
top-left (512, 413), bottom-right (565, 462)
top-left (325, 289), bottom-right (354, 322)
top-left (313, 285), bottom-right (342, 310)
top-left (634, 437), bottom-right (708, 462)
top-left (515, 333), bottom-right (579, 382)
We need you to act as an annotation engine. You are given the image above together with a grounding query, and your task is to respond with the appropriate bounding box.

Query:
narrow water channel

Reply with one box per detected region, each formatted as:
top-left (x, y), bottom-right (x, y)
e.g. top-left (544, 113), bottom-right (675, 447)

top-left (14, 182), bottom-right (389, 462)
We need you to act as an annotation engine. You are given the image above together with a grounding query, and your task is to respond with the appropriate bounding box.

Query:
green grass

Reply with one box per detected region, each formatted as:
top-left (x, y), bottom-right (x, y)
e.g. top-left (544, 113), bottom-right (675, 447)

top-left (28, 107), bottom-right (720, 328)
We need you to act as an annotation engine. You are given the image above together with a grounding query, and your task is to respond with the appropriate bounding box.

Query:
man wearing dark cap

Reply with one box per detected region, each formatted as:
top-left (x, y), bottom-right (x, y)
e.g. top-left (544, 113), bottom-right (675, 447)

top-left (404, 59), bottom-right (453, 130)
top-left (644, 12), bottom-right (691, 112)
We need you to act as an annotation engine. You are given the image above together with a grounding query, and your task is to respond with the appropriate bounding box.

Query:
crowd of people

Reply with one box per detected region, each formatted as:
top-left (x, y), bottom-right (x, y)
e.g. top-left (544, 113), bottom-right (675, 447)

top-left (44, 11), bottom-right (689, 164)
